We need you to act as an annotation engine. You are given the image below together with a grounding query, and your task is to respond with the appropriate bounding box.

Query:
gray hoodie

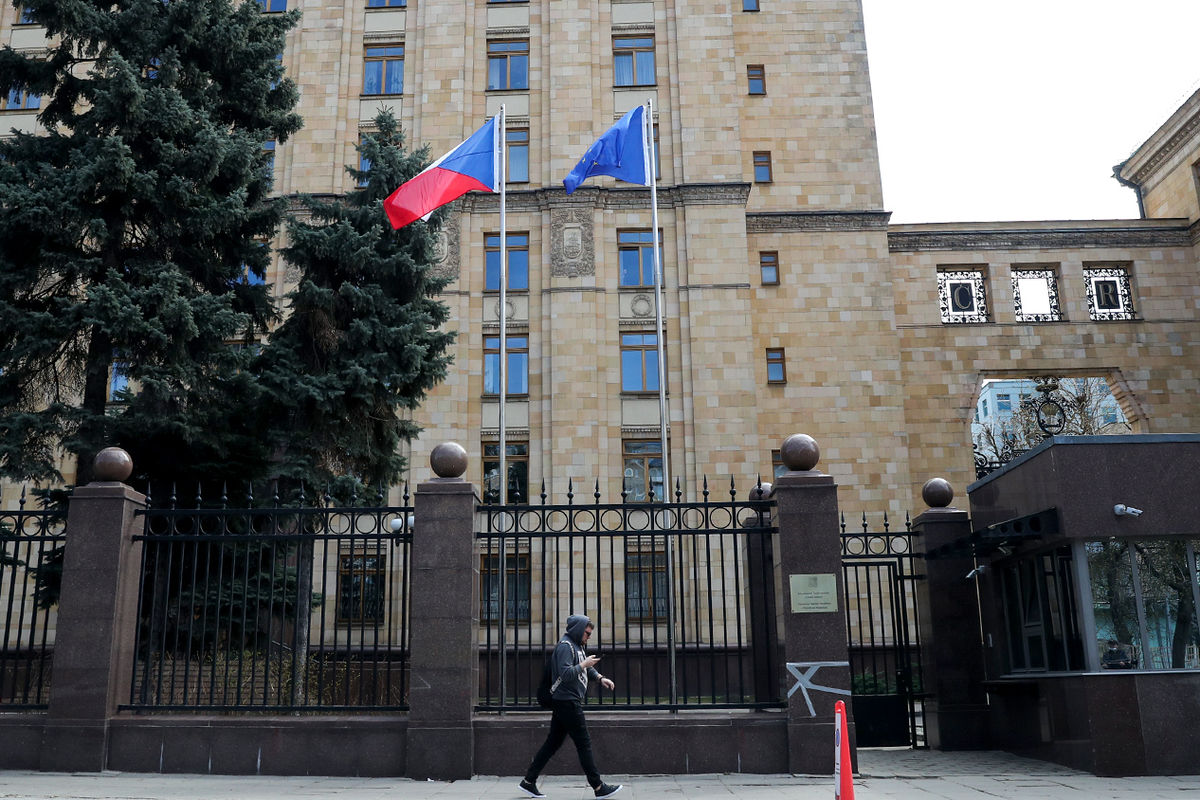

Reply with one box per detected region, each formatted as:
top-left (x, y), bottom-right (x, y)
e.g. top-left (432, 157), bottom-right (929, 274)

top-left (550, 614), bottom-right (602, 702)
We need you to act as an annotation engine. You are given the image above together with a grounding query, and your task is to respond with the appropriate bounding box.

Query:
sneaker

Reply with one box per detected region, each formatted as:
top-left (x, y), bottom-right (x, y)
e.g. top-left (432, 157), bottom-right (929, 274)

top-left (593, 783), bottom-right (623, 799)
top-left (519, 779), bottom-right (546, 798)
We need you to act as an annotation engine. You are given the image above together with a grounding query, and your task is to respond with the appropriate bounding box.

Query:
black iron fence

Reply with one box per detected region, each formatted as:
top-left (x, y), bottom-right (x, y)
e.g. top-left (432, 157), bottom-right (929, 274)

top-left (0, 487), bottom-right (66, 709)
top-left (840, 511), bottom-right (926, 747)
top-left (126, 486), bottom-right (412, 712)
top-left (476, 478), bottom-right (782, 712)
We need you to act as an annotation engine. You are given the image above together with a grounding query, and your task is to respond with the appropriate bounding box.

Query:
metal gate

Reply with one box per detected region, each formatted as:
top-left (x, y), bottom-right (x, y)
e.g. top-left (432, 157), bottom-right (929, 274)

top-left (841, 512), bottom-right (926, 748)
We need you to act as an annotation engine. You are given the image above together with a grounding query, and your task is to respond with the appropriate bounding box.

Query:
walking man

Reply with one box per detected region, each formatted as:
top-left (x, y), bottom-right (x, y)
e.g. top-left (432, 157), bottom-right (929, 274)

top-left (520, 614), bottom-right (622, 799)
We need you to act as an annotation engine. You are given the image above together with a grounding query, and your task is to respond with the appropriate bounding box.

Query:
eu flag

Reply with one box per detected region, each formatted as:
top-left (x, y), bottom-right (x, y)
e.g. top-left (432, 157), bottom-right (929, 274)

top-left (563, 105), bottom-right (651, 194)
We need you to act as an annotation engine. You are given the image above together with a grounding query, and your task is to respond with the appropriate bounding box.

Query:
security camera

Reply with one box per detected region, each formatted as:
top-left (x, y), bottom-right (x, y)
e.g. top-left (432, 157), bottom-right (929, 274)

top-left (1113, 504), bottom-right (1144, 517)
top-left (965, 565), bottom-right (988, 580)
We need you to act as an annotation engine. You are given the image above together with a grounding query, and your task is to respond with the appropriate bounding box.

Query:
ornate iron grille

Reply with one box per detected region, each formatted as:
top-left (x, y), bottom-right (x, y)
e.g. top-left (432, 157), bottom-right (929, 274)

top-left (0, 487), bottom-right (66, 709)
top-left (475, 477), bottom-right (782, 712)
top-left (127, 484), bottom-right (411, 713)
top-left (840, 511), bottom-right (927, 748)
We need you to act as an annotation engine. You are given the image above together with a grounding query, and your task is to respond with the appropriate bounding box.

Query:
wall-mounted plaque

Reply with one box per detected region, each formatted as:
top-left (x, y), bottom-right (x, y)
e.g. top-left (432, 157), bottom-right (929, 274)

top-left (789, 573), bottom-right (838, 613)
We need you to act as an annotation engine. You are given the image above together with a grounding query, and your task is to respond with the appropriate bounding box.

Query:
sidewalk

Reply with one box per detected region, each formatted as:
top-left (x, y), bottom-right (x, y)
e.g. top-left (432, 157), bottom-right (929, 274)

top-left (0, 750), bottom-right (1197, 800)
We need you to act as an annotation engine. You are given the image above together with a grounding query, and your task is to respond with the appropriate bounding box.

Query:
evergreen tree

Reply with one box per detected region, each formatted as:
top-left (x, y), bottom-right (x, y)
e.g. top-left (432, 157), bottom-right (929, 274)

top-left (0, 0), bottom-right (301, 485)
top-left (254, 110), bottom-right (455, 492)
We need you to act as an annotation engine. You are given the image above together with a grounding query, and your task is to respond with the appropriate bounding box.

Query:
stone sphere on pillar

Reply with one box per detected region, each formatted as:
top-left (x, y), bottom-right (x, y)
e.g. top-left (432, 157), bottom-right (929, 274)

top-left (430, 442), bottom-right (468, 479)
top-left (93, 447), bottom-right (133, 483)
top-left (922, 477), bottom-right (954, 508)
top-left (780, 434), bottom-right (820, 471)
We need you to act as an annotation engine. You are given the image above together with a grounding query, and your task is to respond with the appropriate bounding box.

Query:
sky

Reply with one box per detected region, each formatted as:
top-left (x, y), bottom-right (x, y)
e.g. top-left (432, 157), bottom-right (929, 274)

top-left (860, 1), bottom-right (1200, 224)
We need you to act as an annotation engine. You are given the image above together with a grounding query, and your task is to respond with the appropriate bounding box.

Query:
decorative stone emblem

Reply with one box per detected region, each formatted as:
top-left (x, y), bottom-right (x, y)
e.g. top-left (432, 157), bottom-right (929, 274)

top-left (551, 207), bottom-right (594, 277)
top-left (630, 294), bottom-right (653, 318)
top-left (493, 298), bottom-right (516, 320)
top-left (430, 211), bottom-right (461, 282)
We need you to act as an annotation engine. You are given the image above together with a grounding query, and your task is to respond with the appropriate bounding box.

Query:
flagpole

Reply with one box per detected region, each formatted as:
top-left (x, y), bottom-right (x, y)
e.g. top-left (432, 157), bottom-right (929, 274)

top-left (497, 104), bottom-right (509, 710)
top-left (645, 98), bottom-right (677, 709)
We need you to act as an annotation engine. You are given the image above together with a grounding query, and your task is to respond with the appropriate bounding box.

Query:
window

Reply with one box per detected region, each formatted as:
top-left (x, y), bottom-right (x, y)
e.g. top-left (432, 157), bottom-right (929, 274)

top-left (747, 64), bottom-right (766, 95)
top-left (743, 0), bottom-right (759, 9)
top-left (617, 230), bottom-right (659, 288)
top-left (980, 399), bottom-right (988, 418)
top-left (483, 442), bottom-right (529, 504)
top-left (363, 45), bottom-right (403, 95)
top-left (242, 264), bottom-right (266, 286)
top-left (759, 251), bottom-right (779, 285)
top-left (626, 540), bottom-right (668, 621)
top-left (262, 140), bottom-right (276, 183)
top-left (108, 362), bottom-right (129, 402)
top-left (1000, 546), bottom-right (1085, 672)
top-left (752, 151), bottom-right (772, 183)
top-left (337, 552), bottom-right (386, 624)
top-left (506, 127), bottom-right (529, 183)
top-left (996, 393), bottom-right (1012, 413)
top-left (1084, 265), bottom-right (1136, 321)
top-left (1, 88), bottom-right (40, 110)
top-left (772, 449), bottom-right (787, 480)
top-left (766, 348), bottom-right (785, 384)
top-left (17, 7), bottom-right (35, 23)
top-left (481, 554), bottom-right (531, 621)
top-left (614, 36), bottom-right (655, 87)
top-left (937, 268), bottom-right (989, 323)
top-left (367, 0), bottom-right (405, 6)
top-left (1012, 268), bottom-right (1061, 322)
top-left (623, 439), bottom-right (664, 502)
top-left (357, 135), bottom-right (372, 187)
top-left (1087, 538), bottom-right (1200, 670)
top-left (485, 232), bottom-right (529, 291)
top-left (487, 40), bottom-right (529, 91)
top-left (259, 0), bottom-right (286, 11)
top-left (483, 335), bottom-right (528, 396)
top-left (621, 333), bottom-right (659, 393)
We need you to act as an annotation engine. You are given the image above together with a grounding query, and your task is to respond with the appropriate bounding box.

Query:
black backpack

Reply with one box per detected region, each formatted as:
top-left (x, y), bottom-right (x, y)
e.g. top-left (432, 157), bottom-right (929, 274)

top-left (536, 648), bottom-right (555, 708)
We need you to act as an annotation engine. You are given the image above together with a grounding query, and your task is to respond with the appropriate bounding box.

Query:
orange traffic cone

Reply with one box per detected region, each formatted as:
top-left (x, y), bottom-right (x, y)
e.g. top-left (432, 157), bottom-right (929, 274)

top-left (834, 700), bottom-right (854, 799)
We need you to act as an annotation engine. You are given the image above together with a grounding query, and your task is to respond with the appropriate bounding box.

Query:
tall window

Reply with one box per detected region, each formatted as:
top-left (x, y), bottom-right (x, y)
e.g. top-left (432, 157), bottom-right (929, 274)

top-left (1, 88), bottom-right (40, 110)
top-left (1084, 265), bottom-right (1135, 321)
top-left (753, 151), bottom-right (772, 183)
top-left (626, 540), bottom-right (668, 621)
top-left (766, 348), bottom-right (786, 384)
top-left (621, 333), bottom-right (659, 393)
top-left (485, 232), bottom-right (529, 291)
top-left (506, 127), bottom-right (529, 183)
top-left (487, 40), bottom-right (529, 91)
top-left (759, 251), bottom-right (779, 285)
top-left (259, 0), bottom-right (286, 11)
top-left (358, 135), bottom-right (372, 187)
top-left (363, 45), bottom-right (404, 95)
top-left (481, 554), bottom-right (531, 621)
top-left (483, 335), bottom-right (529, 396)
top-left (262, 140), bottom-right (276, 183)
top-left (617, 230), bottom-right (659, 288)
top-left (747, 64), bottom-right (766, 95)
top-left (1000, 546), bottom-right (1084, 672)
top-left (623, 440), bottom-right (664, 502)
top-left (337, 552), bottom-right (387, 624)
top-left (367, 0), bottom-right (405, 6)
top-left (614, 36), bottom-right (655, 86)
top-left (483, 442), bottom-right (529, 504)
top-left (108, 362), bottom-right (129, 402)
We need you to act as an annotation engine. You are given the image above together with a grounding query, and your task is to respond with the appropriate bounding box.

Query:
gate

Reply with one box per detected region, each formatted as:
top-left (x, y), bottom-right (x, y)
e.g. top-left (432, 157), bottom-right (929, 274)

top-left (841, 512), bottom-right (926, 747)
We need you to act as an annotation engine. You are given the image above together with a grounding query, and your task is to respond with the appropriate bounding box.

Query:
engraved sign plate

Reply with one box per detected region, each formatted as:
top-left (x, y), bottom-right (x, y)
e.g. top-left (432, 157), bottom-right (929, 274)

top-left (789, 573), bottom-right (838, 613)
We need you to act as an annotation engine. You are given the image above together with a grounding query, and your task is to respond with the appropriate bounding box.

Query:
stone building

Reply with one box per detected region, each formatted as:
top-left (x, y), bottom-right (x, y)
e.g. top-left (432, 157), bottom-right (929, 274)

top-left (1, 0), bottom-right (1198, 518)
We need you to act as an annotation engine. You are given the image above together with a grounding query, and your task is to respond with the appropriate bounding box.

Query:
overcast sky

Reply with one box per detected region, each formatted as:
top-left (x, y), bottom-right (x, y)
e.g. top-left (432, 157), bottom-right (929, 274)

top-left (860, 1), bottom-right (1200, 224)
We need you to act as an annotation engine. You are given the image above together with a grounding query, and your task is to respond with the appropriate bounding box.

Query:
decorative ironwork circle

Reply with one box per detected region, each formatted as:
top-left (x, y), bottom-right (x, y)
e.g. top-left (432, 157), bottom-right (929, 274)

top-left (1036, 399), bottom-right (1066, 435)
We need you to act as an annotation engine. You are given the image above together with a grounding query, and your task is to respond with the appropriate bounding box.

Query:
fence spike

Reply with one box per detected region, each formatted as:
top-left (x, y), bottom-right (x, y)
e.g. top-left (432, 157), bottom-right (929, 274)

top-left (19, 484), bottom-right (27, 509)
top-left (883, 510), bottom-right (891, 533)
top-left (674, 476), bottom-right (682, 503)
top-left (272, 479), bottom-right (280, 508)
top-left (861, 511), bottom-right (868, 533)
top-left (567, 477), bottom-right (574, 505)
top-left (170, 482), bottom-right (178, 510)
top-left (297, 480), bottom-right (306, 508)
top-left (594, 479), bottom-right (601, 504)
top-left (540, 478), bottom-right (547, 505)
top-left (220, 481), bottom-right (228, 510)
top-left (402, 481), bottom-right (410, 507)
top-left (702, 475), bottom-right (709, 503)
top-left (729, 475), bottom-right (736, 502)
top-left (245, 481), bottom-right (253, 507)
top-left (145, 482), bottom-right (153, 507)
top-left (648, 482), bottom-right (655, 503)
top-left (840, 511), bottom-right (846, 534)
top-left (323, 486), bottom-right (332, 508)
top-left (376, 483), bottom-right (385, 505)
top-left (905, 510), bottom-right (912, 532)
top-left (620, 477), bottom-right (629, 504)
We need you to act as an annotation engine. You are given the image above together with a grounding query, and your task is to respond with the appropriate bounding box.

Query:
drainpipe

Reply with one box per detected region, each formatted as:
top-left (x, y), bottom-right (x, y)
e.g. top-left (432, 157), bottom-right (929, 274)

top-left (1112, 160), bottom-right (1146, 219)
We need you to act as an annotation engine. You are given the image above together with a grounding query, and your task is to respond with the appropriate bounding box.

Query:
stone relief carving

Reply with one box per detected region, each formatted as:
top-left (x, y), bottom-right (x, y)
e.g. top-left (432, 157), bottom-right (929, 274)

top-left (630, 294), bottom-right (653, 318)
top-left (430, 210), bottom-right (461, 282)
top-left (551, 206), bottom-right (594, 277)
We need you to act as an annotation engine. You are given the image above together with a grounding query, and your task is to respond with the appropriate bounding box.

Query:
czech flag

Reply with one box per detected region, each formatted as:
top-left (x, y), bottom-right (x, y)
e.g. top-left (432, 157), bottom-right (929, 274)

top-left (384, 115), bottom-right (500, 229)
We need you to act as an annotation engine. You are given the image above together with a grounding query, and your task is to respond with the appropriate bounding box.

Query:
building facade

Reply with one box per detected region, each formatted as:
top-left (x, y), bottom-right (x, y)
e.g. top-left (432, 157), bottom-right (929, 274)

top-left (1, 0), bottom-right (1199, 518)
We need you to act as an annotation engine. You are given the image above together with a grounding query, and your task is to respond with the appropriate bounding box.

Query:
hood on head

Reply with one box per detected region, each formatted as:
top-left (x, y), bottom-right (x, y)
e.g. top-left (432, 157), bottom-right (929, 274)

top-left (565, 614), bottom-right (592, 644)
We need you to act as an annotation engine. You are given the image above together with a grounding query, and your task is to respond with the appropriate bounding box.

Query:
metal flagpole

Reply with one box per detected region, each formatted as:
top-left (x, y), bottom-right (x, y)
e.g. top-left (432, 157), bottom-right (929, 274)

top-left (645, 98), bottom-right (677, 708)
top-left (497, 105), bottom-right (509, 709)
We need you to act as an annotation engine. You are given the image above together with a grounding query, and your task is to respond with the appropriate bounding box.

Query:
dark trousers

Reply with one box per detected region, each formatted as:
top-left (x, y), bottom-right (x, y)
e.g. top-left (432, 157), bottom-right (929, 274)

top-left (525, 699), bottom-right (602, 787)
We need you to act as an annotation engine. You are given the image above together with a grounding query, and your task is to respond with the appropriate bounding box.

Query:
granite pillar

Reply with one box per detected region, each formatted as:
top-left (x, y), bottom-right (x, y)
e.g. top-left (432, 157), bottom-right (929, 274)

top-left (912, 478), bottom-right (989, 750)
top-left (406, 443), bottom-right (478, 780)
top-left (41, 449), bottom-right (145, 772)
top-left (770, 435), bottom-right (854, 775)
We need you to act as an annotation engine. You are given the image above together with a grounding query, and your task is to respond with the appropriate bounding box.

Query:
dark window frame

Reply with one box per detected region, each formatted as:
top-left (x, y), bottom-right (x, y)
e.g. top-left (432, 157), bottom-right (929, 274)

top-left (487, 39), bottom-right (530, 91)
top-left (747, 64), bottom-right (766, 95)
top-left (363, 44), bottom-right (404, 96)
top-left (753, 151), bottom-right (772, 183)
top-left (759, 251), bottom-right (779, 285)
top-left (766, 348), bottom-right (786, 384)
top-left (613, 35), bottom-right (656, 87)
top-left (483, 334), bottom-right (529, 397)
